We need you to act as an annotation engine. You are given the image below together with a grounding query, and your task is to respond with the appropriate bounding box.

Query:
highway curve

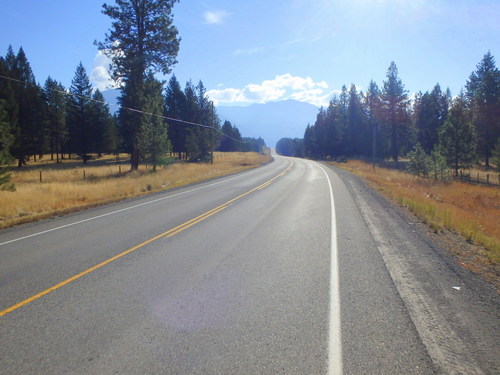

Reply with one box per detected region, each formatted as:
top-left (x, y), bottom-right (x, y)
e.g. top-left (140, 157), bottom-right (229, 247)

top-left (0, 155), bottom-right (498, 374)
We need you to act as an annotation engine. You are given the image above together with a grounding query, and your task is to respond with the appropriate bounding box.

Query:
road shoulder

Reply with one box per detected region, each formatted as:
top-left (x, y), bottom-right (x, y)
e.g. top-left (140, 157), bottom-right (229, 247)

top-left (325, 163), bottom-right (500, 375)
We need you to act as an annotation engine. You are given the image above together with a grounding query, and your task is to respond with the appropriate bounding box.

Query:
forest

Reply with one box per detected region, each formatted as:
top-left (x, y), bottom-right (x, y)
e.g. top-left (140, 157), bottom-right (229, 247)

top-left (0, 46), bottom-right (263, 170)
top-left (0, 0), bottom-right (266, 191)
top-left (276, 53), bottom-right (500, 178)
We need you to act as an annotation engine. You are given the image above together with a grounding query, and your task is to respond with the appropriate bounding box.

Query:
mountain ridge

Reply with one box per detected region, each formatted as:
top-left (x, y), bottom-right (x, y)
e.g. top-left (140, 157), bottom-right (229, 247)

top-left (217, 99), bottom-right (318, 147)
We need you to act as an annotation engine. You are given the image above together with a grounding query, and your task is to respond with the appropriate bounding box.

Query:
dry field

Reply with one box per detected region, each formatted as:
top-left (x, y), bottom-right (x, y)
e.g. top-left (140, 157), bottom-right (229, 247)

top-left (332, 160), bottom-right (499, 288)
top-left (0, 152), bottom-right (271, 229)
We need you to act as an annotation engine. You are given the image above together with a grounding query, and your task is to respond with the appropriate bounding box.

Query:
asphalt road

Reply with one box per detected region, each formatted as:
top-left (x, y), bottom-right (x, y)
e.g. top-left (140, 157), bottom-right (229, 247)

top-left (0, 155), bottom-right (498, 374)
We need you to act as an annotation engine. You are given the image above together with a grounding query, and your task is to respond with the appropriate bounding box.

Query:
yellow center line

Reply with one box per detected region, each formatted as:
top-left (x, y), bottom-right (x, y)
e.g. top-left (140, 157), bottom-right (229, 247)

top-left (0, 162), bottom-right (292, 317)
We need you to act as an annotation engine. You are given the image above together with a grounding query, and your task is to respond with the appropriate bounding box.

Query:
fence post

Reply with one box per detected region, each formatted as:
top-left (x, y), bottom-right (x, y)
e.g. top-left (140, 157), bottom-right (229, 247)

top-left (119, 165), bottom-right (121, 173)
top-left (486, 174), bottom-right (489, 184)
top-left (39, 171), bottom-right (42, 183)
top-left (83, 170), bottom-right (86, 180)
top-left (477, 173), bottom-right (480, 182)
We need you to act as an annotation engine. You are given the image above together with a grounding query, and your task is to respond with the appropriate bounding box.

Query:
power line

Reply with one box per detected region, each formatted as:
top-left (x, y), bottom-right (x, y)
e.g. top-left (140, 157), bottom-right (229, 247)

top-left (0, 73), bottom-right (246, 144)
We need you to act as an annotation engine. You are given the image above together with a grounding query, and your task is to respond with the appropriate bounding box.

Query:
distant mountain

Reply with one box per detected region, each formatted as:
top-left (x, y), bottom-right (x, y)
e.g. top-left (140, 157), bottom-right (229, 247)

top-left (217, 100), bottom-right (318, 148)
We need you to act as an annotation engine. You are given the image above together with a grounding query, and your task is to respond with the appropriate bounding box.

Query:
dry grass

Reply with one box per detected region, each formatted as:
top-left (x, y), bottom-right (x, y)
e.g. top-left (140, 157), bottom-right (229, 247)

top-left (332, 160), bottom-right (500, 266)
top-left (0, 152), bottom-right (271, 229)
top-left (461, 167), bottom-right (500, 186)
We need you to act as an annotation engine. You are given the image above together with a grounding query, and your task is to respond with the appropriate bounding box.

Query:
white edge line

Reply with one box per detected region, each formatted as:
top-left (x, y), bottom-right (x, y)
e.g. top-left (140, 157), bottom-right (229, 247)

top-left (0, 163), bottom-right (276, 247)
top-left (314, 161), bottom-right (343, 375)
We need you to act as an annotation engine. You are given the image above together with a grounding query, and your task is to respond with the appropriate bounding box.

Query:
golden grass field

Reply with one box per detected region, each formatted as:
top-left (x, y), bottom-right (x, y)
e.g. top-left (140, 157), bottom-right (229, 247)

top-left (0, 152), bottom-right (271, 229)
top-left (332, 160), bottom-right (500, 269)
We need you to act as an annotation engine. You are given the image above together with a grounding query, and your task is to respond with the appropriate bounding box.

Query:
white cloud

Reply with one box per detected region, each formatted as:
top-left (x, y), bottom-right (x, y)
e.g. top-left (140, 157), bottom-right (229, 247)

top-left (203, 10), bottom-right (230, 25)
top-left (207, 74), bottom-right (332, 107)
top-left (90, 51), bottom-right (118, 91)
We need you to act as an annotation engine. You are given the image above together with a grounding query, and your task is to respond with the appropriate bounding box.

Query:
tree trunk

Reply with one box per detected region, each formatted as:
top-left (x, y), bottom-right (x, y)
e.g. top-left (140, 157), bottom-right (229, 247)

top-left (130, 148), bottom-right (140, 171)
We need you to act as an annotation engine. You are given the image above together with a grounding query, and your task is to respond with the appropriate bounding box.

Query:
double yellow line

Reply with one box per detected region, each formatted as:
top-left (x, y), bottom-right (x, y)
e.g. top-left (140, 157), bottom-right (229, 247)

top-left (0, 163), bottom-right (292, 317)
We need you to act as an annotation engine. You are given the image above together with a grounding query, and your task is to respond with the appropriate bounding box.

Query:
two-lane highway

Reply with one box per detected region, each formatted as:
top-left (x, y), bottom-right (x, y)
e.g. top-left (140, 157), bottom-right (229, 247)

top-left (1, 155), bottom-right (498, 374)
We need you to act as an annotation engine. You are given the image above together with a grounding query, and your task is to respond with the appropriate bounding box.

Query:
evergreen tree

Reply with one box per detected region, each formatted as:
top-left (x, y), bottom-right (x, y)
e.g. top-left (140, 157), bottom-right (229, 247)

top-left (336, 85), bottom-right (349, 155)
top-left (439, 93), bottom-right (477, 176)
top-left (0, 99), bottom-right (15, 191)
top-left (242, 137), bottom-right (266, 153)
top-left (491, 138), bottom-right (500, 168)
top-left (137, 75), bottom-right (170, 171)
top-left (67, 63), bottom-right (93, 163)
top-left (346, 84), bottom-right (367, 156)
top-left (8, 47), bottom-right (45, 166)
top-left (43, 77), bottom-right (67, 162)
top-left (182, 80), bottom-right (201, 160)
top-left (90, 89), bottom-right (116, 156)
top-left (276, 138), bottom-right (303, 157)
top-left (182, 81), bottom-right (220, 162)
top-left (303, 124), bottom-right (318, 158)
top-left (414, 84), bottom-right (449, 153)
top-left (0, 54), bottom-right (18, 161)
top-left (429, 145), bottom-right (450, 182)
top-left (363, 80), bottom-right (382, 164)
top-left (97, 0), bottom-right (180, 170)
top-left (218, 120), bottom-right (242, 152)
top-left (466, 51), bottom-right (500, 167)
top-left (407, 143), bottom-right (430, 178)
top-left (164, 74), bottom-right (187, 158)
top-left (381, 62), bottom-right (410, 161)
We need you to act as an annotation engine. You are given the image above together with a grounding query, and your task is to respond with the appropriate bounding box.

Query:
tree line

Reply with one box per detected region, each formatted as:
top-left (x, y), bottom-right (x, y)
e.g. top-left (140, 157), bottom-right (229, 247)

top-left (276, 52), bottom-right (500, 177)
top-left (0, 0), bottom-right (265, 190)
top-left (0, 47), bottom-right (261, 169)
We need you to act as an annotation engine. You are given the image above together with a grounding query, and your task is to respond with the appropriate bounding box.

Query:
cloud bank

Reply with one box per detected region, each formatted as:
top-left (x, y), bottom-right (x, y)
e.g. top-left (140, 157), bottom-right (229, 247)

top-left (207, 74), bottom-right (333, 107)
top-left (90, 51), bottom-right (117, 91)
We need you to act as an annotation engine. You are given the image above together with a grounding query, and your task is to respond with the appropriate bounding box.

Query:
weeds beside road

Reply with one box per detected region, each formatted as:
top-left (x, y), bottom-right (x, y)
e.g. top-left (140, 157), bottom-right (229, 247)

top-left (332, 160), bottom-right (499, 290)
top-left (0, 152), bottom-right (271, 229)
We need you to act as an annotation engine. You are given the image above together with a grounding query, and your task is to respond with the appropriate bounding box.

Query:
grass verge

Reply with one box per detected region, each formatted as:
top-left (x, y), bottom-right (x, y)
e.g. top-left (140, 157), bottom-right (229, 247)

top-left (331, 160), bottom-right (499, 288)
top-left (0, 152), bottom-right (271, 229)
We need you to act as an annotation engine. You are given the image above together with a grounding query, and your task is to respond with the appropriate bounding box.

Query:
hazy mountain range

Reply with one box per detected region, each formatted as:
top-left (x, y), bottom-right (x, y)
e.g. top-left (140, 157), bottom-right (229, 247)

top-left (101, 89), bottom-right (319, 147)
top-left (217, 100), bottom-right (319, 147)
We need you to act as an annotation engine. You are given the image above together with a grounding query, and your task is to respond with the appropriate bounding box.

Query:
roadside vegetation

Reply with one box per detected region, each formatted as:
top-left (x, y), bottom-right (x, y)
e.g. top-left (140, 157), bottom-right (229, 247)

top-left (0, 152), bottom-right (271, 229)
top-left (333, 159), bottom-right (499, 283)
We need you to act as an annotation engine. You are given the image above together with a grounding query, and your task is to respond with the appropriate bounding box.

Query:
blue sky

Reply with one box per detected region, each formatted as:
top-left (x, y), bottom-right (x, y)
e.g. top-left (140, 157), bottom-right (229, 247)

top-left (1, 0), bottom-right (499, 107)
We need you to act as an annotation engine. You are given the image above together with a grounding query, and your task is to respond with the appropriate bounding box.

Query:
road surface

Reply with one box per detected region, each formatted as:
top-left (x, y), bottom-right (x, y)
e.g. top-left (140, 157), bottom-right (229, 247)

top-left (0, 155), bottom-right (498, 374)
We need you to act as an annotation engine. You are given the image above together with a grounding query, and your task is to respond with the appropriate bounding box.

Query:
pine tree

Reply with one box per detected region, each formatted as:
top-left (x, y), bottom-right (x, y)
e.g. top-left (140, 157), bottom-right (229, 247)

top-left (381, 62), bottom-right (410, 161)
top-left (219, 120), bottom-right (234, 152)
top-left (8, 47), bottom-right (45, 166)
top-left (137, 75), bottom-right (171, 171)
top-left (363, 80), bottom-right (382, 165)
top-left (0, 99), bottom-right (15, 191)
top-left (90, 89), bottom-right (116, 156)
top-left (164, 74), bottom-right (187, 158)
top-left (466, 51), bottom-right (500, 167)
top-left (439, 93), bottom-right (477, 176)
top-left (407, 143), bottom-right (430, 178)
top-left (414, 84), bottom-right (449, 153)
top-left (43, 77), bottom-right (67, 162)
top-left (218, 120), bottom-right (243, 152)
top-left (97, 0), bottom-right (180, 170)
top-left (67, 63), bottom-right (93, 163)
top-left (182, 81), bottom-right (220, 162)
top-left (492, 138), bottom-right (500, 168)
top-left (346, 84), bottom-right (367, 156)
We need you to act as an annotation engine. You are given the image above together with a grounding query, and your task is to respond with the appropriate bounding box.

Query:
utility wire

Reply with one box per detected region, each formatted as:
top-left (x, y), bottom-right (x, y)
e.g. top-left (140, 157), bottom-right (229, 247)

top-left (0, 74), bottom-right (246, 144)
